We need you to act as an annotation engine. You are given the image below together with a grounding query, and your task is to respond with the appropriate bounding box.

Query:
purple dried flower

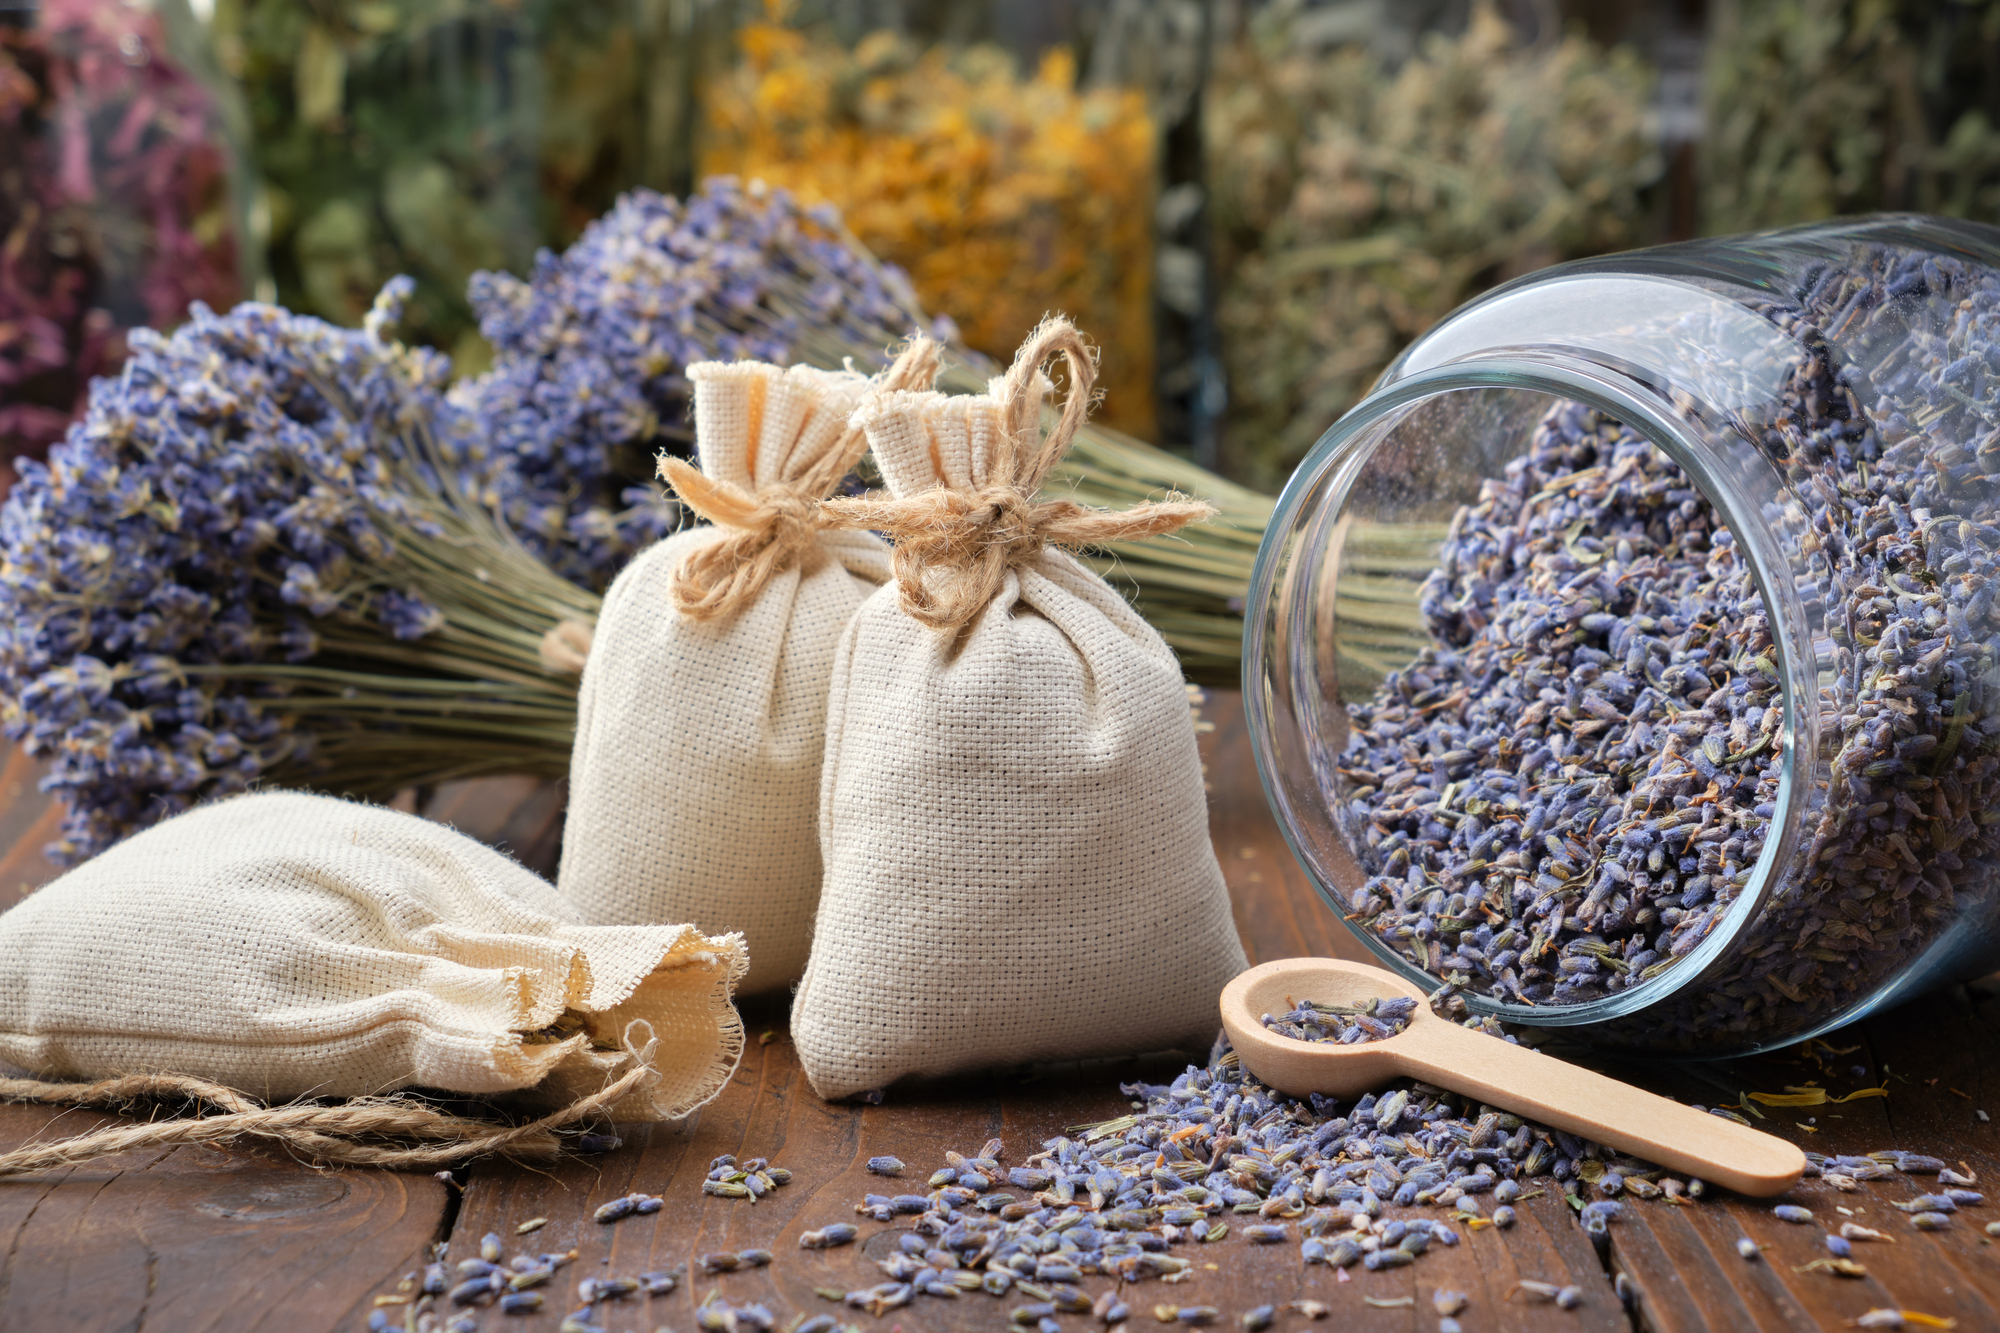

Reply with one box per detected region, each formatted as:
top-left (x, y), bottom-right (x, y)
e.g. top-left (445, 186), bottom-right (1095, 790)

top-left (0, 279), bottom-right (596, 862)
top-left (455, 177), bottom-right (944, 589)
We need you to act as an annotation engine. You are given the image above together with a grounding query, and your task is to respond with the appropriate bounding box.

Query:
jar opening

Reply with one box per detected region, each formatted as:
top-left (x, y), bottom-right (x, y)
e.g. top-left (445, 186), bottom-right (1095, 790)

top-left (1247, 368), bottom-right (1803, 1033)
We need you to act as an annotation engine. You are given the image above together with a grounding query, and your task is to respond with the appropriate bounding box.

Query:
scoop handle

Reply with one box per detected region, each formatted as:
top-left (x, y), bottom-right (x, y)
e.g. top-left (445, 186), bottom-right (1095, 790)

top-left (1402, 1018), bottom-right (1805, 1197)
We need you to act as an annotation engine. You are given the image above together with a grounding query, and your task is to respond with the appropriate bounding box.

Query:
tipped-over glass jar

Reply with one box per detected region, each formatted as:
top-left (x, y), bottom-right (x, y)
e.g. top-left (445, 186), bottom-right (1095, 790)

top-left (1246, 215), bottom-right (2000, 1056)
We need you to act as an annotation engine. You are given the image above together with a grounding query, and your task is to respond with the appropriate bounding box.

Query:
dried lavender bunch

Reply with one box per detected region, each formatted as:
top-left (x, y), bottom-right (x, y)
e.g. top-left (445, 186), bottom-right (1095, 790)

top-left (455, 177), bottom-right (950, 588)
top-left (1338, 241), bottom-right (2000, 1048)
top-left (1340, 403), bottom-right (1786, 1006)
top-left (0, 279), bottom-right (597, 862)
top-left (1260, 995), bottom-right (1416, 1045)
top-left (456, 176), bottom-right (1275, 680)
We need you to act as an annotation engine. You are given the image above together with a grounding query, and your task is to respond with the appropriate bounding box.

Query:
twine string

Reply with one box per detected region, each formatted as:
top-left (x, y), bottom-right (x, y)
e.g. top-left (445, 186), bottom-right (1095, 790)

top-left (822, 318), bottom-right (1215, 634)
top-left (656, 337), bottom-right (943, 622)
top-left (0, 1025), bottom-right (665, 1175)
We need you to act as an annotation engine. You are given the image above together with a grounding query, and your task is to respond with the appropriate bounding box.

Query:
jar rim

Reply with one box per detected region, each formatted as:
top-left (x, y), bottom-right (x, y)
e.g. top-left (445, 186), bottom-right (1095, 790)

top-left (1243, 352), bottom-right (1812, 1035)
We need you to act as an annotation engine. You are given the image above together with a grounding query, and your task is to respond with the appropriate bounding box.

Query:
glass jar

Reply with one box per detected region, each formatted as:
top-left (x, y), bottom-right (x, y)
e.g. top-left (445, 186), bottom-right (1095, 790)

top-left (1246, 214), bottom-right (2000, 1056)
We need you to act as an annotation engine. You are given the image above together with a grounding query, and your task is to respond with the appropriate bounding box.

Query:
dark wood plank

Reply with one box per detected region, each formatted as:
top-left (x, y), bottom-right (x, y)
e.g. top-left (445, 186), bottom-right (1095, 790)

top-left (0, 1102), bottom-right (448, 1331)
top-left (1602, 980), bottom-right (2000, 1332)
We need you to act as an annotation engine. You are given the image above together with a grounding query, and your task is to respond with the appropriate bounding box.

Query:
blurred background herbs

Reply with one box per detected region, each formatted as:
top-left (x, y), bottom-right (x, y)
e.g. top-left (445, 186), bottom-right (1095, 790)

top-left (5, 0), bottom-right (2000, 725)
top-left (0, 0), bottom-right (248, 482)
top-left (699, 14), bottom-right (1161, 436)
top-left (1204, 0), bottom-right (1662, 488)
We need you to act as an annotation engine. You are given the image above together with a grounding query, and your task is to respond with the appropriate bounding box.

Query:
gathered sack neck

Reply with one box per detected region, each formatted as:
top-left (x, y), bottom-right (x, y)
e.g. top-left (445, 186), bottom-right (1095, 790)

top-left (657, 339), bottom-right (939, 621)
top-left (821, 319), bottom-right (1213, 636)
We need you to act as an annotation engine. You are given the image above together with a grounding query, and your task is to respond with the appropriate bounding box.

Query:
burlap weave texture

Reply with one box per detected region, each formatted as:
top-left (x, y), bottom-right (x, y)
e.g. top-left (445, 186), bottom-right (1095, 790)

top-left (0, 791), bottom-right (746, 1119)
top-left (558, 362), bottom-right (891, 993)
top-left (793, 364), bottom-right (1248, 1100)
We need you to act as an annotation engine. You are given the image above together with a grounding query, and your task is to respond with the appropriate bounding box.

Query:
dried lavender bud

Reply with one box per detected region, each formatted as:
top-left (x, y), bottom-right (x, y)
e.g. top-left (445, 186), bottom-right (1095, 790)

top-left (592, 1196), bottom-right (636, 1224)
top-left (1432, 1289), bottom-right (1468, 1316)
top-left (1260, 995), bottom-right (1418, 1045)
top-left (1892, 1194), bottom-right (1957, 1213)
top-left (500, 1292), bottom-right (544, 1314)
top-left (868, 1156), bottom-right (906, 1176)
top-left (1826, 1234), bottom-right (1853, 1258)
top-left (1242, 1306), bottom-right (1276, 1331)
top-left (1492, 1205), bottom-right (1517, 1229)
top-left (1556, 1286), bottom-right (1582, 1310)
top-left (1910, 1212), bottom-right (1951, 1230)
top-left (1737, 1237), bottom-right (1761, 1259)
top-left (1773, 1204), bottom-right (1814, 1224)
top-left (801, 1224), bottom-right (859, 1249)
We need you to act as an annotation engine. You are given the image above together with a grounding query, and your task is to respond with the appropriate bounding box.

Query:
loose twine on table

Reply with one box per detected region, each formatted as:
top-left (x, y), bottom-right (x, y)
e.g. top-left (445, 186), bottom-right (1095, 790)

top-left (0, 1024), bottom-right (662, 1176)
top-left (820, 318), bottom-right (1215, 636)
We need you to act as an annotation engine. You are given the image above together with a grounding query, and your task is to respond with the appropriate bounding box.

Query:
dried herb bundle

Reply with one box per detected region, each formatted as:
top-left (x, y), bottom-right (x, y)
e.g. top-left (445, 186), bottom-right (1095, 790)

top-left (1206, 1), bottom-right (1660, 488)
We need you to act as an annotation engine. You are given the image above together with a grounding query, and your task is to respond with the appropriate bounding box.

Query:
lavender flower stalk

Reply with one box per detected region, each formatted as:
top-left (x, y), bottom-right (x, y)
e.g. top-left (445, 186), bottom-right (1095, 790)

top-left (0, 280), bottom-right (598, 862)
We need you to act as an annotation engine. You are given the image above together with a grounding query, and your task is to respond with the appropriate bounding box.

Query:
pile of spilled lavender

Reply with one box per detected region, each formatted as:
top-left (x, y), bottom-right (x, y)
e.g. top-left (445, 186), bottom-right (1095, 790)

top-left (359, 1033), bottom-right (1978, 1333)
top-left (769, 1036), bottom-right (1974, 1331)
top-left (1259, 995), bottom-right (1418, 1045)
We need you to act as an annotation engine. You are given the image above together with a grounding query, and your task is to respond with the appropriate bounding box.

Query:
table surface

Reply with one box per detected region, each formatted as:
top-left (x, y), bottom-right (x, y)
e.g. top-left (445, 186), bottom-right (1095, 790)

top-left (0, 691), bottom-right (1995, 1332)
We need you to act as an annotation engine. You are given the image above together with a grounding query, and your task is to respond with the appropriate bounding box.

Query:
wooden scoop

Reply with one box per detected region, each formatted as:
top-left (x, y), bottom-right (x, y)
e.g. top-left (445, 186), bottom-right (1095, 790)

top-left (1219, 957), bottom-right (1806, 1198)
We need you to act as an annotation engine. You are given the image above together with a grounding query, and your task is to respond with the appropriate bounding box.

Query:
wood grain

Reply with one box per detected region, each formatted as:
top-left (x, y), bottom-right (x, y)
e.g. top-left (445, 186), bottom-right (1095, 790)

top-left (0, 1102), bottom-right (447, 1331)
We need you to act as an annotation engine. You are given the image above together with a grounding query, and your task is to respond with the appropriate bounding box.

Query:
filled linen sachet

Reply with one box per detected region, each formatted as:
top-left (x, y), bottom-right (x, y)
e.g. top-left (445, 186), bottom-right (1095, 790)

top-left (559, 346), bottom-right (933, 993)
top-left (793, 320), bottom-right (1249, 1100)
top-left (0, 791), bottom-right (746, 1120)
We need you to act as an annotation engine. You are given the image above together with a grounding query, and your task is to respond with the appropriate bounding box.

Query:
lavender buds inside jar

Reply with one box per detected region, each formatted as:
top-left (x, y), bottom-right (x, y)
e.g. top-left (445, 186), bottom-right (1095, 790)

top-left (1247, 216), bottom-right (2000, 1055)
top-left (1261, 996), bottom-right (1418, 1045)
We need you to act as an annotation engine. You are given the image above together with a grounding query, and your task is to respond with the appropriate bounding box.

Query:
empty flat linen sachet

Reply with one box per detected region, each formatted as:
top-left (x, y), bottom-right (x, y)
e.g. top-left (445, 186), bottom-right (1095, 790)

top-left (0, 790), bottom-right (746, 1120)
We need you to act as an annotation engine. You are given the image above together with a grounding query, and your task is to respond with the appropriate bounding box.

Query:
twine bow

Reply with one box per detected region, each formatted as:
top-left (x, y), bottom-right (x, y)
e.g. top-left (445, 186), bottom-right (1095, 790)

top-left (821, 319), bottom-right (1214, 635)
top-left (656, 339), bottom-right (942, 621)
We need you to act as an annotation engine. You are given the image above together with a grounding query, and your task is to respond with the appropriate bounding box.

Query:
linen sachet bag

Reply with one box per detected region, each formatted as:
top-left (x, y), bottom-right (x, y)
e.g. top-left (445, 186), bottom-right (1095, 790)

top-left (793, 320), bottom-right (1250, 1099)
top-left (558, 346), bottom-right (933, 993)
top-left (0, 791), bottom-right (746, 1125)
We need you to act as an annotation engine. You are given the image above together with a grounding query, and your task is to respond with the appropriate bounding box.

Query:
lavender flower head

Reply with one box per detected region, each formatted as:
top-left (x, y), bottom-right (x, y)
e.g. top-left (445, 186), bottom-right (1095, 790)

top-left (456, 176), bottom-right (952, 587)
top-left (0, 278), bottom-right (590, 863)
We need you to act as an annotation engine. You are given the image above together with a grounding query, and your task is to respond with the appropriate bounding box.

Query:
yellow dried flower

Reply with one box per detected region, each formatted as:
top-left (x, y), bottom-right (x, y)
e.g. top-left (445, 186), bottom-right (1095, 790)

top-left (702, 20), bottom-right (1157, 436)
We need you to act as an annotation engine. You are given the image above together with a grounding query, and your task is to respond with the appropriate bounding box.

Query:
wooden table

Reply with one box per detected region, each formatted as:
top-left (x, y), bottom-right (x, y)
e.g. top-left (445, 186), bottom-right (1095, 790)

top-left (0, 692), bottom-right (1995, 1332)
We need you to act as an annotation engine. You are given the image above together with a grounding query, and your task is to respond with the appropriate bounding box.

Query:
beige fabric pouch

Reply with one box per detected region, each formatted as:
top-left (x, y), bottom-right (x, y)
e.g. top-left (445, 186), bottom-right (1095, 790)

top-left (792, 321), bottom-right (1249, 1100)
top-left (558, 354), bottom-right (937, 993)
top-left (0, 790), bottom-right (745, 1119)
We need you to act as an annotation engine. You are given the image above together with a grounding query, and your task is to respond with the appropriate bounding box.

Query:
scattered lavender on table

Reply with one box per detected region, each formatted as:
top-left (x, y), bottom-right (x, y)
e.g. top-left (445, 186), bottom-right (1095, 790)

top-left (703, 1152), bottom-right (793, 1202)
top-left (591, 1192), bottom-right (662, 1223)
top-left (1338, 242), bottom-right (2000, 1047)
top-left (1259, 995), bottom-right (1417, 1044)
